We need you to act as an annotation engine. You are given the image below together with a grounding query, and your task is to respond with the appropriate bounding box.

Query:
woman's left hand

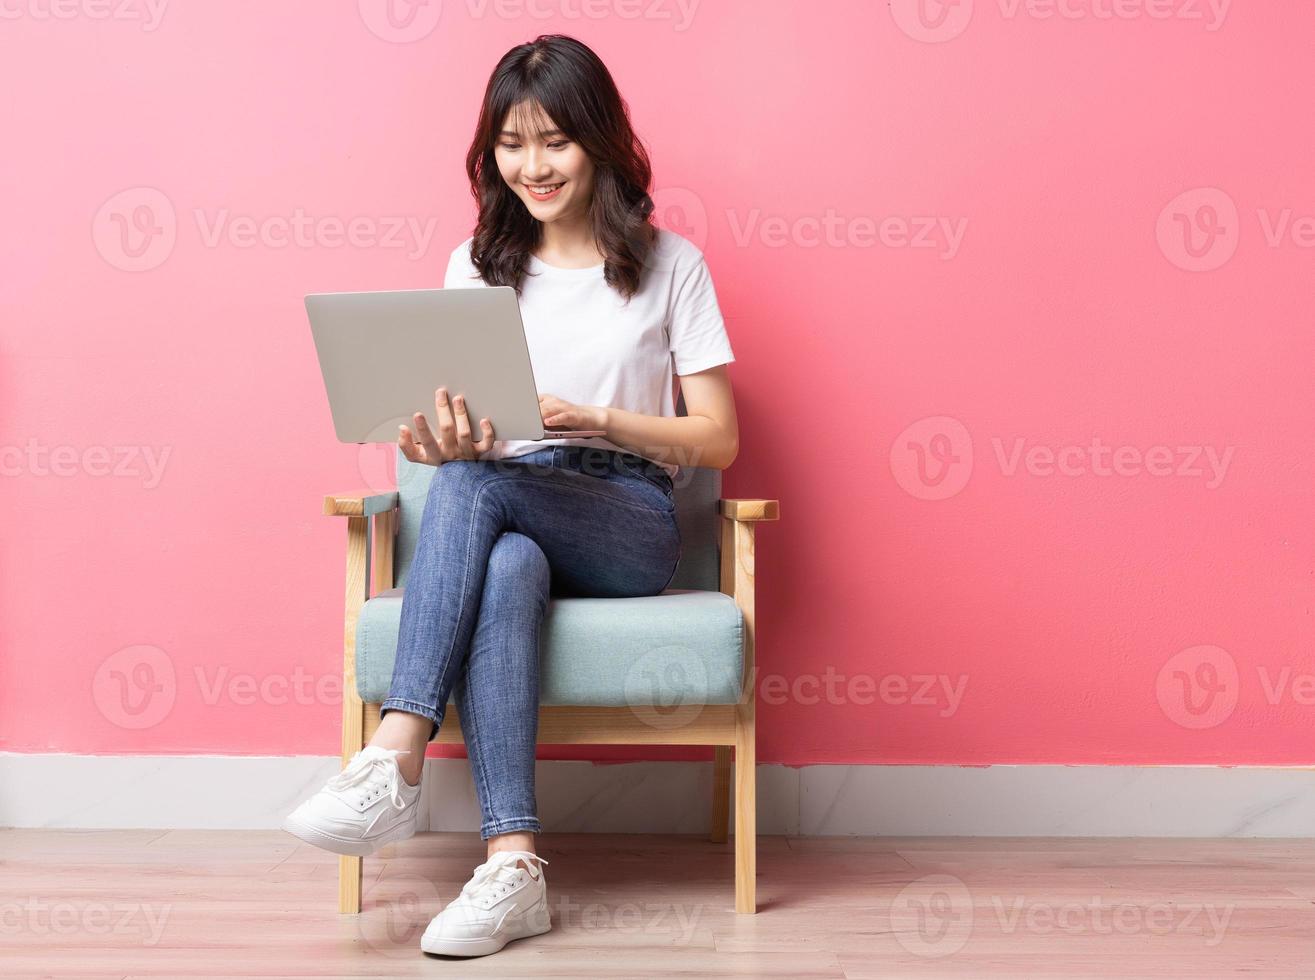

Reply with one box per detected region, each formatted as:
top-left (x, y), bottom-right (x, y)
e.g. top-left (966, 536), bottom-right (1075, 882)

top-left (539, 394), bottom-right (606, 432)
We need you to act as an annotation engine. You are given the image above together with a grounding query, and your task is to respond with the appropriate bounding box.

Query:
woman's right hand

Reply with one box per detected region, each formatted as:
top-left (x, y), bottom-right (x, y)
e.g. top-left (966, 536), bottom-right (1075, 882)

top-left (398, 386), bottom-right (496, 466)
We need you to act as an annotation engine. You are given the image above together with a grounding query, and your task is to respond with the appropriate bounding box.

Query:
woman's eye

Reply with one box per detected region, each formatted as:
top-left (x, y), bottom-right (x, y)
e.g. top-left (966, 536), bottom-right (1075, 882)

top-left (499, 141), bottom-right (568, 150)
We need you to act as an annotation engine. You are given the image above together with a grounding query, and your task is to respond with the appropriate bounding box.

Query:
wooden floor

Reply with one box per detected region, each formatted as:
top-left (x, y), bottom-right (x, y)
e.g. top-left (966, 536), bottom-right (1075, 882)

top-left (1, 830), bottom-right (1312, 978)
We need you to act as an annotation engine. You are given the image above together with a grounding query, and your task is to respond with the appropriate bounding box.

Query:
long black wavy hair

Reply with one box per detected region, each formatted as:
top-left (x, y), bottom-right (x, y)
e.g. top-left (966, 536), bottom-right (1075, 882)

top-left (463, 35), bottom-right (657, 301)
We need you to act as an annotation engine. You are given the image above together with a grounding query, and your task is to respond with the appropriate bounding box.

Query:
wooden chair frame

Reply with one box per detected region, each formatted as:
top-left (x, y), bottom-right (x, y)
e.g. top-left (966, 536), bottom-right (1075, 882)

top-left (322, 487), bottom-right (779, 915)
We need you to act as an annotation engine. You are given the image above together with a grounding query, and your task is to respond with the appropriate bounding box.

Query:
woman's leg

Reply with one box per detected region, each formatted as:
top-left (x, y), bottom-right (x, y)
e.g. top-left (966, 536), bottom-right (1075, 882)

top-left (376, 453), bottom-right (679, 787)
top-left (454, 531), bottom-right (549, 851)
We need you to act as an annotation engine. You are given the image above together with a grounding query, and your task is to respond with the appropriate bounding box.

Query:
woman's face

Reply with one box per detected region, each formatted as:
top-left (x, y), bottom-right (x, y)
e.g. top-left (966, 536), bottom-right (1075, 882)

top-left (494, 101), bottom-right (595, 225)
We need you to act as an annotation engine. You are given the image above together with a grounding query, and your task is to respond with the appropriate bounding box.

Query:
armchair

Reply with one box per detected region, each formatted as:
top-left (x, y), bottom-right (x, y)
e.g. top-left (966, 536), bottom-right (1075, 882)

top-left (322, 451), bottom-right (778, 915)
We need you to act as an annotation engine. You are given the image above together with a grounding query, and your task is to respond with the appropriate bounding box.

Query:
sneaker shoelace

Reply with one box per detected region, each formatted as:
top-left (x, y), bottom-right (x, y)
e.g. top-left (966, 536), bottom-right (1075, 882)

top-left (327, 747), bottom-right (410, 809)
top-left (460, 851), bottom-right (548, 905)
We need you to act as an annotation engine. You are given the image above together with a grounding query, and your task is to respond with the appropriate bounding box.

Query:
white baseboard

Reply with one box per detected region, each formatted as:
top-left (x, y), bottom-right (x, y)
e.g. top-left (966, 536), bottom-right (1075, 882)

top-left (2, 754), bottom-right (1312, 836)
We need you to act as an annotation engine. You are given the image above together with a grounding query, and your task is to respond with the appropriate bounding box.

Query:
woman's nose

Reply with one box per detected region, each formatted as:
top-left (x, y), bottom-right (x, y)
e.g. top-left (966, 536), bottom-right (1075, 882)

top-left (523, 146), bottom-right (552, 181)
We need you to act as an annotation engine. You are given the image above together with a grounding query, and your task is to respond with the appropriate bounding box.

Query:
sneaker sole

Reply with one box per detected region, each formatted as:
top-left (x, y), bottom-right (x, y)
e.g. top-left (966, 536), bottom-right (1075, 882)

top-left (420, 919), bottom-right (551, 958)
top-left (280, 810), bottom-right (418, 857)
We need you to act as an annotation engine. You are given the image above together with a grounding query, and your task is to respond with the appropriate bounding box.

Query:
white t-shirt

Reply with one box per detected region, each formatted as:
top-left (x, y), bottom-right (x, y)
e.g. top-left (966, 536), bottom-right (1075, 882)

top-left (442, 228), bottom-right (735, 478)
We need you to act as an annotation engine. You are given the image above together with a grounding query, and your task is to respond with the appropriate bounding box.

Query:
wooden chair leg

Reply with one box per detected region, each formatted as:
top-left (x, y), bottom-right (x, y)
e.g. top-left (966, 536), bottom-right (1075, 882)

top-left (338, 697), bottom-right (366, 914)
top-left (734, 711), bottom-right (756, 913)
top-left (710, 746), bottom-right (732, 843)
top-left (338, 514), bottom-right (371, 915)
top-left (719, 507), bottom-right (764, 913)
top-left (339, 855), bottom-right (362, 915)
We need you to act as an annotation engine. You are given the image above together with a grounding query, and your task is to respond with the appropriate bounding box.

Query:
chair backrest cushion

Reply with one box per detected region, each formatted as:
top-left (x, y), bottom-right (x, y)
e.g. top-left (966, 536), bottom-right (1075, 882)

top-left (394, 451), bottom-right (722, 592)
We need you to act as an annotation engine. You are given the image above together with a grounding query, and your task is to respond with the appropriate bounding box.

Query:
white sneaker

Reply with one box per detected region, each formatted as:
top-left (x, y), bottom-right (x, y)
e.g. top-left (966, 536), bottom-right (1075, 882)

top-left (281, 746), bottom-right (421, 856)
top-left (421, 851), bottom-right (552, 957)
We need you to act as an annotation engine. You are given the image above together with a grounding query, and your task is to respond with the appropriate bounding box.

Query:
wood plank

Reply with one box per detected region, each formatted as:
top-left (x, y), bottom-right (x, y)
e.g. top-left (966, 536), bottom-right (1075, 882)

top-left (3, 830), bottom-right (1313, 977)
top-left (322, 489), bottom-right (399, 517)
top-left (362, 704), bottom-right (738, 746)
top-left (722, 514), bottom-right (758, 914)
top-left (337, 514), bottom-right (369, 915)
top-left (711, 746), bottom-right (732, 844)
top-left (719, 498), bottom-right (780, 522)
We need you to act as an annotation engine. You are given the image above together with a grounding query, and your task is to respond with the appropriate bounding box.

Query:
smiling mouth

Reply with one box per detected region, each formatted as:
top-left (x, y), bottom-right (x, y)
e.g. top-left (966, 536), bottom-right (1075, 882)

top-left (525, 182), bottom-right (565, 198)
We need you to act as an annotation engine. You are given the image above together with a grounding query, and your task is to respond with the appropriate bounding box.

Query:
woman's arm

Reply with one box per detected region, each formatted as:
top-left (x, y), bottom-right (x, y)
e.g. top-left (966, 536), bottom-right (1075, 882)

top-left (545, 364), bottom-right (739, 471)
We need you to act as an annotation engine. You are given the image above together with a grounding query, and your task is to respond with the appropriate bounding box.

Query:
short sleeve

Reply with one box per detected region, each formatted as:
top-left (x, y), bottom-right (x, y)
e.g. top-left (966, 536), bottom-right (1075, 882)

top-left (444, 239), bottom-right (479, 289)
top-left (668, 253), bottom-right (735, 376)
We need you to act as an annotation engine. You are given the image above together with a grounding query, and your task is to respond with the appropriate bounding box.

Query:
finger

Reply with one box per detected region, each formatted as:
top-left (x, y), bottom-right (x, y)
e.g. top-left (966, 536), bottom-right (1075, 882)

top-left (452, 393), bottom-right (474, 451)
top-left (397, 425), bottom-right (421, 463)
top-left (434, 387), bottom-right (458, 456)
top-left (413, 412), bottom-right (442, 459)
top-left (474, 417), bottom-right (495, 452)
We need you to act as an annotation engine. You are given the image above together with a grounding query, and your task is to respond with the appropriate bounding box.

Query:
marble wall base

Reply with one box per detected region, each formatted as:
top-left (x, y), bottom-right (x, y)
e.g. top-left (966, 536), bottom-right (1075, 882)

top-left (3, 755), bottom-right (1312, 837)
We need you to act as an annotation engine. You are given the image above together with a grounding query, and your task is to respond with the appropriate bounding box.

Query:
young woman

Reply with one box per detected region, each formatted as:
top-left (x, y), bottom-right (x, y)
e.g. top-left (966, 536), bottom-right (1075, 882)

top-left (283, 34), bottom-right (738, 958)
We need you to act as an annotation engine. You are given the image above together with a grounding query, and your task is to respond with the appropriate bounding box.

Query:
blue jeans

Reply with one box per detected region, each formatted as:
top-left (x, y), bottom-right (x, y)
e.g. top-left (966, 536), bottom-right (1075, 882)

top-left (380, 446), bottom-right (681, 839)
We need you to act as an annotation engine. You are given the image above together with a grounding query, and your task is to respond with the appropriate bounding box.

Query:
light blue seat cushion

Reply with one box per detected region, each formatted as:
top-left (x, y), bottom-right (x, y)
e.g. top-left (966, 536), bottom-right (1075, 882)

top-left (356, 588), bottom-right (744, 706)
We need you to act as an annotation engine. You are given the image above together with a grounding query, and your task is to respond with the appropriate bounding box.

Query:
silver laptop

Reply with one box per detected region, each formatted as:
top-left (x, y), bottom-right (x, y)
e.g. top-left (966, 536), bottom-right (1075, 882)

top-left (306, 286), bottom-right (607, 444)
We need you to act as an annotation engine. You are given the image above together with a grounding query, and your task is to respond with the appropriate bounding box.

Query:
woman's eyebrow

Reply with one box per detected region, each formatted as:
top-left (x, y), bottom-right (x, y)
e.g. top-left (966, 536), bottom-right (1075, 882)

top-left (498, 128), bottom-right (567, 139)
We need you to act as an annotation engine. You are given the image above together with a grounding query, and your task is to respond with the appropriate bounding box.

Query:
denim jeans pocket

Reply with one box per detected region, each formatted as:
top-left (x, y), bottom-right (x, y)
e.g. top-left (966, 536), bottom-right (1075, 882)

top-left (615, 453), bottom-right (675, 501)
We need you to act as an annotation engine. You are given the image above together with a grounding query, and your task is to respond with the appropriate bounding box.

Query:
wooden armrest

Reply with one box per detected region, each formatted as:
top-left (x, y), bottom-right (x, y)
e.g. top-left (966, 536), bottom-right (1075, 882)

top-left (719, 498), bottom-right (779, 522)
top-left (323, 490), bottom-right (399, 517)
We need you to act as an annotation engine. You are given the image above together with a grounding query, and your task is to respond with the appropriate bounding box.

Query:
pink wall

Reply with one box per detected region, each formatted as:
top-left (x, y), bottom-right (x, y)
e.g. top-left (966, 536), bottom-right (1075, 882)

top-left (2, 1), bottom-right (1311, 766)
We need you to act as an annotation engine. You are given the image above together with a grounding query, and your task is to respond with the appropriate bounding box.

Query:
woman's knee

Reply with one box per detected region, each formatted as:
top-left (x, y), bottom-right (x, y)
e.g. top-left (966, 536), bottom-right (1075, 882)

top-left (430, 458), bottom-right (494, 494)
top-left (486, 531), bottom-right (550, 596)
top-left (425, 460), bottom-right (510, 520)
